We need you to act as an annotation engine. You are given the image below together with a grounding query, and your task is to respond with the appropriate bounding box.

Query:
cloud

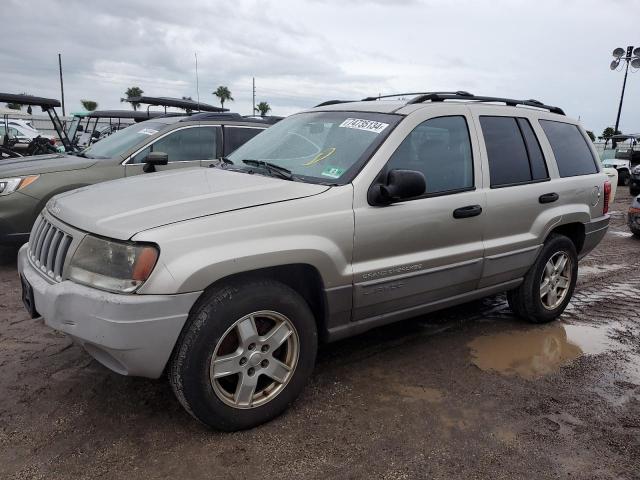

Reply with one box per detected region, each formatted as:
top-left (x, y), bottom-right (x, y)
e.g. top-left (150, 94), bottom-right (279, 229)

top-left (0, 0), bottom-right (637, 133)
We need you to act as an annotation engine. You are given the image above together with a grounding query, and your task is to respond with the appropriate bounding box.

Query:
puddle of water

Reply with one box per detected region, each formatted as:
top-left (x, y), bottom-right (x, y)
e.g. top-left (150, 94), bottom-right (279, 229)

top-left (468, 323), bottom-right (619, 379)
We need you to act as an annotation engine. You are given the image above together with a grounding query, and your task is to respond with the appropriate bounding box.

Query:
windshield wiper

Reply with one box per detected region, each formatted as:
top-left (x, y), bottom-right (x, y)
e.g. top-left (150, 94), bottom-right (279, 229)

top-left (242, 159), bottom-right (294, 181)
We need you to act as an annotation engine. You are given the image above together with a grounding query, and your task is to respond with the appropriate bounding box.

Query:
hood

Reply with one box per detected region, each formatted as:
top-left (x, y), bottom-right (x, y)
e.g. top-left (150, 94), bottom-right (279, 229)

top-left (49, 167), bottom-right (331, 240)
top-left (0, 154), bottom-right (96, 177)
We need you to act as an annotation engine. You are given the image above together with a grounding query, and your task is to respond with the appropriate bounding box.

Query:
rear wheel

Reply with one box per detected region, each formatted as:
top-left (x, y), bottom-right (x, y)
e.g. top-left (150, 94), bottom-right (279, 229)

top-left (507, 234), bottom-right (578, 323)
top-left (169, 278), bottom-right (318, 431)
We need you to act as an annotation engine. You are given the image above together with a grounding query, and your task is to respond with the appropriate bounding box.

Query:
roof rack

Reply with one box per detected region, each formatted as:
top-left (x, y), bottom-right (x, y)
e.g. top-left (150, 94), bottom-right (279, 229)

top-left (182, 112), bottom-right (242, 122)
top-left (241, 115), bottom-right (284, 125)
top-left (405, 92), bottom-right (565, 115)
top-left (314, 91), bottom-right (564, 115)
top-left (361, 91), bottom-right (472, 102)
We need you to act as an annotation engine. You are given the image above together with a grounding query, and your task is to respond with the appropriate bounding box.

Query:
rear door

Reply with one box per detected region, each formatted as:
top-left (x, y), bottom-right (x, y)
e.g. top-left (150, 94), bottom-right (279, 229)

top-left (124, 125), bottom-right (220, 176)
top-left (472, 109), bottom-right (560, 288)
top-left (351, 106), bottom-right (486, 322)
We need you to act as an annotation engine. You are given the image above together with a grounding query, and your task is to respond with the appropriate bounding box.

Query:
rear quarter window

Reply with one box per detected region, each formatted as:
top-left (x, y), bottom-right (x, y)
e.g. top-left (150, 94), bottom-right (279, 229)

top-left (539, 120), bottom-right (598, 177)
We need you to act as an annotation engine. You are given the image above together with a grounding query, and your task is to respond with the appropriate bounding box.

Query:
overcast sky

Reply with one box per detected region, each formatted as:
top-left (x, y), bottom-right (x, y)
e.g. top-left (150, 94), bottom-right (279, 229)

top-left (1, 0), bottom-right (638, 135)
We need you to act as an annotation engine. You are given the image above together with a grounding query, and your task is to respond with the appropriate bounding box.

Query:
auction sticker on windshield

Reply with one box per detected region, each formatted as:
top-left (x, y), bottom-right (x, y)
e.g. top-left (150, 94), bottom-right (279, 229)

top-left (339, 118), bottom-right (389, 134)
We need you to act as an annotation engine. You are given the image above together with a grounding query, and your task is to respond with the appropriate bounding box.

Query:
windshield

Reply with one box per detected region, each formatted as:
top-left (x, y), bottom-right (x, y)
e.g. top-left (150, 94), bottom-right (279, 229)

top-left (226, 111), bottom-right (401, 184)
top-left (80, 121), bottom-right (166, 159)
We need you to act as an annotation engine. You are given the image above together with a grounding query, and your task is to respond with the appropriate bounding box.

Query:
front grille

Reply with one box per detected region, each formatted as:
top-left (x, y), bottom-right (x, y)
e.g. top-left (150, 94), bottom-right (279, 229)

top-left (28, 215), bottom-right (73, 282)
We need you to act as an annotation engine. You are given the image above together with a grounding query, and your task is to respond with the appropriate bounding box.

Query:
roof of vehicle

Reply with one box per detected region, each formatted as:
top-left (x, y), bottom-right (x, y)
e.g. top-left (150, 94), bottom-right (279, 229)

top-left (125, 96), bottom-right (227, 113)
top-left (612, 133), bottom-right (640, 140)
top-left (0, 93), bottom-right (61, 108)
top-left (313, 91), bottom-right (565, 116)
top-left (85, 110), bottom-right (171, 120)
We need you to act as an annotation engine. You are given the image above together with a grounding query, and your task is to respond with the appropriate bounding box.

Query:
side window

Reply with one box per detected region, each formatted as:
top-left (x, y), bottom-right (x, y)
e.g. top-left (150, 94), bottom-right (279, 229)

top-left (225, 127), bottom-right (263, 155)
top-left (480, 116), bottom-right (549, 187)
top-left (539, 120), bottom-right (598, 177)
top-left (131, 127), bottom-right (218, 164)
top-left (386, 116), bottom-right (474, 195)
top-left (517, 118), bottom-right (548, 180)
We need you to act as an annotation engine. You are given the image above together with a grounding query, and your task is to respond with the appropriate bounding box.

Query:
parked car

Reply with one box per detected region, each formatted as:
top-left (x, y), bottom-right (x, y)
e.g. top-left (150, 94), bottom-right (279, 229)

top-left (629, 194), bottom-right (640, 237)
top-left (630, 164), bottom-right (640, 196)
top-left (17, 92), bottom-right (610, 431)
top-left (0, 121), bottom-right (56, 153)
top-left (0, 112), bottom-right (278, 244)
top-left (601, 133), bottom-right (640, 187)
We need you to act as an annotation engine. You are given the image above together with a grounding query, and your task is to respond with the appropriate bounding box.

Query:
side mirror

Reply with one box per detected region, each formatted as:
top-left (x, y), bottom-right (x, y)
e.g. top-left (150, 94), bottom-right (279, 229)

top-left (368, 169), bottom-right (426, 205)
top-left (143, 151), bottom-right (169, 173)
top-left (91, 131), bottom-right (101, 139)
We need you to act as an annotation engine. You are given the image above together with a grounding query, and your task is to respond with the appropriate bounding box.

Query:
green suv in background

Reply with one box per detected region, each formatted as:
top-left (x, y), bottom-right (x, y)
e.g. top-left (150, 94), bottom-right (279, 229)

top-left (0, 112), bottom-right (278, 244)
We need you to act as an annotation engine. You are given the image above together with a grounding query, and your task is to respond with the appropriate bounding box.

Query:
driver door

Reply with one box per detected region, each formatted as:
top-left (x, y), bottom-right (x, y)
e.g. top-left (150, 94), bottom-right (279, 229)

top-left (351, 110), bottom-right (486, 322)
top-left (124, 125), bottom-right (220, 176)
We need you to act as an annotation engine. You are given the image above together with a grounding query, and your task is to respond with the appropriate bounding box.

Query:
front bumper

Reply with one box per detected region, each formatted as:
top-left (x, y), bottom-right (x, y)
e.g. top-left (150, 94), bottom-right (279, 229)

top-left (580, 215), bottom-right (610, 259)
top-left (18, 245), bottom-right (202, 378)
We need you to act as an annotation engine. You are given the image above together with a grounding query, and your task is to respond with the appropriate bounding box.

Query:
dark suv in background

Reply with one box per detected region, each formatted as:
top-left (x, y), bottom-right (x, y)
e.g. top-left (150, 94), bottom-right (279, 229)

top-left (0, 112), bottom-right (280, 244)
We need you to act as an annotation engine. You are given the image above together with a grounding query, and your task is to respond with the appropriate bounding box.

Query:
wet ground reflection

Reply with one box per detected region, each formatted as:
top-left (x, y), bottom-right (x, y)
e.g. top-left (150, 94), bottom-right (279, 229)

top-left (468, 322), bottom-right (618, 379)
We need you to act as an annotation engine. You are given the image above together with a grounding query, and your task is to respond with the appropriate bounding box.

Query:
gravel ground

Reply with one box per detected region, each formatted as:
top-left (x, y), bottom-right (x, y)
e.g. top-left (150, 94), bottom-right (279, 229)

top-left (0, 191), bottom-right (639, 480)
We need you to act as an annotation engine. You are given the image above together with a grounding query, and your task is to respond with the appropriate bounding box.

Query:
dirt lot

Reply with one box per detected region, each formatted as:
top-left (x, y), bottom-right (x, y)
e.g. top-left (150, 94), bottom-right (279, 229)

top-left (1, 192), bottom-right (639, 480)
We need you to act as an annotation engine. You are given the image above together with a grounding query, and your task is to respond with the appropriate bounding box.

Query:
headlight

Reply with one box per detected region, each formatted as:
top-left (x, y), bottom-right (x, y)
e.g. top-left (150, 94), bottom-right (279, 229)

top-left (68, 235), bottom-right (159, 293)
top-left (0, 175), bottom-right (39, 196)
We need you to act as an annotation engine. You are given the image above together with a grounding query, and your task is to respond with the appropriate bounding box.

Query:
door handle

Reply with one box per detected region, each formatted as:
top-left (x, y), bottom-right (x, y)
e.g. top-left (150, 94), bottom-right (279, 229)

top-left (539, 192), bottom-right (559, 204)
top-left (453, 205), bottom-right (483, 219)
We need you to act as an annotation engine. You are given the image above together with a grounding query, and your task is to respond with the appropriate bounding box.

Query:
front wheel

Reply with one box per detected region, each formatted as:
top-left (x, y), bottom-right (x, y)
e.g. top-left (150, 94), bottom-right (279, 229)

top-left (507, 234), bottom-right (578, 323)
top-left (169, 278), bottom-right (318, 431)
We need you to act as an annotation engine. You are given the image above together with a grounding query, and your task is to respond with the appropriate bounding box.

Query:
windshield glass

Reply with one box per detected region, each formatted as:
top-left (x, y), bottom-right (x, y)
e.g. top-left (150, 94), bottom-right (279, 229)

top-left (80, 121), bottom-right (166, 159)
top-left (226, 111), bottom-right (401, 184)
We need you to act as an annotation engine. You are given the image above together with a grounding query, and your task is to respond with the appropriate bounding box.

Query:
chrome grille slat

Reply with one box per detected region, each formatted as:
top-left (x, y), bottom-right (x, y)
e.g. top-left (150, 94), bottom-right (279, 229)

top-left (46, 230), bottom-right (63, 274)
top-left (28, 215), bottom-right (74, 282)
top-left (54, 235), bottom-right (72, 280)
top-left (40, 226), bottom-right (55, 267)
top-left (34, 224), bottom-right (51, 264)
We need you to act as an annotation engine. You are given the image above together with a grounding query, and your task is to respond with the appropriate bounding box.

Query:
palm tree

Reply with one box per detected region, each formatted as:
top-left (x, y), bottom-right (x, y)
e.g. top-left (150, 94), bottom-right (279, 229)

top-left (256, 101), bottom-right (271, 116)
top-left (122, 86), bottom-right (144, 111)
top-left (213, 86), bottom-right (233, 109)
top-left (81, 99), bottom-right (98, 111)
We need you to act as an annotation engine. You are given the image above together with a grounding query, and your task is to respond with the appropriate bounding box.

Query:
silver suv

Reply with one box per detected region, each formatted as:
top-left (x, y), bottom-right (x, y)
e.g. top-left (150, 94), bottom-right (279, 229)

top-left (18, 92), bottom-right (611, 431)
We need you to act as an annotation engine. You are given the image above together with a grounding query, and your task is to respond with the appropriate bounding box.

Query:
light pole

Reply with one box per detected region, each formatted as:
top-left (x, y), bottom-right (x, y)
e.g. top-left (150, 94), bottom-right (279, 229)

top-left (610, 46), bottom-right (640, 137)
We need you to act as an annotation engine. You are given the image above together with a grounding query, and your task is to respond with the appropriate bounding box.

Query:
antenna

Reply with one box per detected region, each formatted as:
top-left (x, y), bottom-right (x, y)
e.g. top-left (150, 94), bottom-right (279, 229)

top-left (195, 52), bottom-right (201, 112)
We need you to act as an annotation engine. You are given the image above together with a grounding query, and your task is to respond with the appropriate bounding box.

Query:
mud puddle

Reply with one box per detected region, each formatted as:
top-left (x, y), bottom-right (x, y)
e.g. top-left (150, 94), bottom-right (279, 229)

top-left (468, 322), bottom-right (628, 380)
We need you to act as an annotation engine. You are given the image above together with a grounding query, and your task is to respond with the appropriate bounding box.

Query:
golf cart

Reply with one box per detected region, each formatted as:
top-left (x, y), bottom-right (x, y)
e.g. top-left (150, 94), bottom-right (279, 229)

top-left (124, 95), bottom-right (229, 114)
top-left (601, 133), bottom-right (640, 186)
top-left (67, 110), bottom-right (172, 149)
top-left (0, 93), bottom-right (74, 158)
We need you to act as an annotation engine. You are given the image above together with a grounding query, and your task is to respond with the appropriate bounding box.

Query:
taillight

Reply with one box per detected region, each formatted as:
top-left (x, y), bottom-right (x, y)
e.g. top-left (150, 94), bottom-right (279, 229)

top-left (603, 181), bottom-right (611, 214)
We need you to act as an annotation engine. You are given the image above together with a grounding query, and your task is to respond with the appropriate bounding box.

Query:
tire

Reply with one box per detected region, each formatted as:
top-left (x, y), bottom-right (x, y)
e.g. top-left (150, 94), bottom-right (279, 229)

top-left (507, 234), bottom-right (578, 323)
top-left (618, 170), bottom-right (630, 187)
top-left (630, 186), bottom-right (640, 197)
top-left (169, 278), bottom-right (318, 431)
top-left (631, 226), bottom-right (640, 238)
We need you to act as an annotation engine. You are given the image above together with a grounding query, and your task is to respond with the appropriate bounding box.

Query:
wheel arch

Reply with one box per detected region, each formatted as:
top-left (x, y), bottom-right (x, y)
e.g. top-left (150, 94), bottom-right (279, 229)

top-left (190, 263), bottom-right (330, 340)
top-left (546, 222), bottom-right (585, 254)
